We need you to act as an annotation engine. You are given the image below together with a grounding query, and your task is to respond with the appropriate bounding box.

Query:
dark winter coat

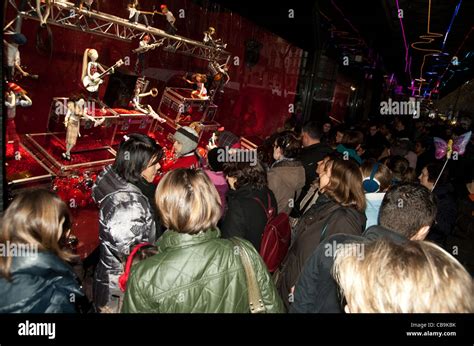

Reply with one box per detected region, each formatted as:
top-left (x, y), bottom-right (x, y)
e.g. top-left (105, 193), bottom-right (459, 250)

top-left (290, 225), bottom-right (407, 313)
top-left (0, 251), bottom-right (83, 313)
top-left (291, 143), bottom-right (333, 218)
top-left (122, 229), bottom-right (284, 313)
top-left (298, 143), bottom-right (334, 188)
top-left (220, 185), bottom-right (278, 250)
top-left (92, 165), bottom-right (156, 309)
top-left (446, 193), bottom-right (474, 275)
top-left (275, 193), bottom-right (366, 309)
top-left (427, 183), bottom-right (457, 247)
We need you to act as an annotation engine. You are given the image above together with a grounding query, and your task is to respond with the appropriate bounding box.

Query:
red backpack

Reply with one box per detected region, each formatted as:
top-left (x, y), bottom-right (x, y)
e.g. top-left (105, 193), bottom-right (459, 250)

top-left (254, 193), bottom-right (291, 272)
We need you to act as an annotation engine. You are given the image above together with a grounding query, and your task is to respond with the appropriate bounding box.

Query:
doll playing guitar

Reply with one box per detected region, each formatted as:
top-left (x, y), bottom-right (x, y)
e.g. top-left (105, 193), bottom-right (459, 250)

top-left (81, 48), bottom-right (124, 93)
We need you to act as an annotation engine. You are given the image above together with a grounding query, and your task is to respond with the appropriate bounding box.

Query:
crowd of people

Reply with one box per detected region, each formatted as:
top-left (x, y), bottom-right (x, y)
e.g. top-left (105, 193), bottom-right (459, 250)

top-left (0, 114), bottom-right (473, 313)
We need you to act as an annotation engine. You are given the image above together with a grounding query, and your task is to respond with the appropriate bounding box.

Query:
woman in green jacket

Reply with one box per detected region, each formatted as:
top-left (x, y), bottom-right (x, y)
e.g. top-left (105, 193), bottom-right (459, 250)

top-left (122, 168), bottom-right (284, 313)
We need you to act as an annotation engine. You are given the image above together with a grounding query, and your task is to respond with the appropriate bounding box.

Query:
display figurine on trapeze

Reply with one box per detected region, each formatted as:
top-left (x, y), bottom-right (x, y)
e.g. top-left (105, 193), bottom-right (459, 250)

top-left (133, 35), bottom-right (164, 75)
top-left (131, 78), bottom-right (166, 123)
top-left (62, 94), bottom-right (105, 161)
top-left (81, 48), bottom-right (123, 99)
top-left (183, 73), bottom-right (209, 99)
top-left (4, 32), bottom-right (38, 82)
top-left (75, 0), bottom-right (95, 11)
top-left (5, 83), bottom-right (32, 161)
top-left (203, 27), bottom-right (227, 49)
top-left (159, 4), bottom-right (177, 35)
top-left (127, 0), bottom-right (154, 27)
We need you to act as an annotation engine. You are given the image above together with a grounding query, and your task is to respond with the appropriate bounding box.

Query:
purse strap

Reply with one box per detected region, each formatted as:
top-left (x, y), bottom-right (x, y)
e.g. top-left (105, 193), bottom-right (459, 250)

top-left (230, 238), bottom-right (266, 313)
top-left (253, 192), bottom-right (274, 220)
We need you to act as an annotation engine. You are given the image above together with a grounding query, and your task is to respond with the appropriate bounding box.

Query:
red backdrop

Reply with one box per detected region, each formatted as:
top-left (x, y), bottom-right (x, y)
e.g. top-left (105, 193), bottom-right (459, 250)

top-left (6, 0), bottom-right (303, 140)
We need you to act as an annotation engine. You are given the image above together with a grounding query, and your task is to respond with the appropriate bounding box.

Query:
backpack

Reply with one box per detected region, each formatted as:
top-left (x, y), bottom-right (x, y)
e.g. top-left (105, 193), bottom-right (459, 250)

top-left (254, 192), bottom-right (291, 273)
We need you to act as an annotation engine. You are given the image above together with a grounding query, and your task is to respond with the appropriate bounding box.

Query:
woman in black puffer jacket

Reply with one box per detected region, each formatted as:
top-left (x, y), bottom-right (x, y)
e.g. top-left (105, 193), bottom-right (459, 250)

top-left (0, 190), bottom-right (83, 313)
top-left (92, 133), bottom-right (163, 312)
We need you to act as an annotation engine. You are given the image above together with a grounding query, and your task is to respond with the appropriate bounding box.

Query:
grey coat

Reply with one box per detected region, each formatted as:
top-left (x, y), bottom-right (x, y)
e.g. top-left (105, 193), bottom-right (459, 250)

top-left (267, 159), bottom-right (305, 215)
top-left (92, 165), bottom-right (156, 310)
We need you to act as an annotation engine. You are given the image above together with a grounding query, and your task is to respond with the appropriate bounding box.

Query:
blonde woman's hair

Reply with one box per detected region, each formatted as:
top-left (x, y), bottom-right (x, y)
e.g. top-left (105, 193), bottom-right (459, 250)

top-left (155, 169), bottom-right (221, 234)
top-left (333, 238), bottom-right (474, 313)
top-left (81, 48), bottom-right (97, 81)
top-left (0, 189), bottom-right (76, 279)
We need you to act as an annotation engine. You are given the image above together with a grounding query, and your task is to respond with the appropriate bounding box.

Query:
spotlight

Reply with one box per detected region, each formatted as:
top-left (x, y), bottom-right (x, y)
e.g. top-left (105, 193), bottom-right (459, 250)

top-left (350, 86), bottom-right (356, 91)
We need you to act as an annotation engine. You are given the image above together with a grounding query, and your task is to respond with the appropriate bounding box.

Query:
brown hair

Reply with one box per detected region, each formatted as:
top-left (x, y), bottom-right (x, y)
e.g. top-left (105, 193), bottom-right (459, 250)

top-left (321, 158), bottom-right (366, 211)
top-left (360, 160), bottom-right (393, 192)
top-left (223, 161), bottom-right (267, 190)
top-left (342, 131), bottom-right (364, 149)
top-left (384, 156), bottom-right (416, 183)
top-left (333, 239), bottom-right (474, 313)
top-left (0, 189), bottom-right (75, 279)
top-left (273, 130), bottom-right (301, 159)
top-left (155, 169), bottom-right (221, 234)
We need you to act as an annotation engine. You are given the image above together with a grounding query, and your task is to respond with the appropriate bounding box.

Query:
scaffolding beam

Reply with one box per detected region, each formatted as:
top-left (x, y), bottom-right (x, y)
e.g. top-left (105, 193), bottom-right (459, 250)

top-left (13, 0), bottom-right (231, 64)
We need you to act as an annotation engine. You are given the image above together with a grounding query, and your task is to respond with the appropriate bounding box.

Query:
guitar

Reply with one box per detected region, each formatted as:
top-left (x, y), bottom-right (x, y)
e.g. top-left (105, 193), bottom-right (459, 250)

top-left (133, 40), bottom-right (164, 54)
top-left (82, 59), bottom-right (124, 92)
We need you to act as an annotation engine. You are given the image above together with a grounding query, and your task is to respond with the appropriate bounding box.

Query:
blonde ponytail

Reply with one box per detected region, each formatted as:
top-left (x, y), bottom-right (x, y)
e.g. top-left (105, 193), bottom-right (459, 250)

top-left (81, 48), bottom-right (90, 81)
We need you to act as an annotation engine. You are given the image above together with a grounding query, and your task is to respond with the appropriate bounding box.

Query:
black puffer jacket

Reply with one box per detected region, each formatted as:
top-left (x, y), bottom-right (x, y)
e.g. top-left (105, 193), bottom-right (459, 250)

top-left (275, 193), bottom-right (366, 309)
top-left (290, 225), bottom-right (407, 313)
top-left (92, 165), bottom-right (156, 309)
top-left (220, 185), bottom-right (278, 250)
top-left (0, 252), bottom-right (83, 313)
top-left (427, 183), bottom-right (457, 247)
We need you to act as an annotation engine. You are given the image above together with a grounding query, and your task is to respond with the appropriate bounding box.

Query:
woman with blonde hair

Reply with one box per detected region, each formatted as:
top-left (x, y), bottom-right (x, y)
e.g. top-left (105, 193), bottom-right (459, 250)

top-left (276, 158), bottom-right (367, 310)
top-left (0, 189), bottom-right (84, 313)
top-left (122, 168), bottom-right (284, 313)
top-left (81, 48), bottom-right (113, 97)
top-left (334, 238), bottom-right (474, 313)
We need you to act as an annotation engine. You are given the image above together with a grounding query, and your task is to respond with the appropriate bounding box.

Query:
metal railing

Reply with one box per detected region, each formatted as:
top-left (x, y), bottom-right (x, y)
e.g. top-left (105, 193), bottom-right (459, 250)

top-left (11, 0), bottom-right (231, 64)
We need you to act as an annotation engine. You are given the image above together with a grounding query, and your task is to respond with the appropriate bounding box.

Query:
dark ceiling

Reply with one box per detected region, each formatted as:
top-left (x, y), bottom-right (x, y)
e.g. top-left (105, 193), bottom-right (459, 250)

top-left (201, 0), bottom-right (473, 98)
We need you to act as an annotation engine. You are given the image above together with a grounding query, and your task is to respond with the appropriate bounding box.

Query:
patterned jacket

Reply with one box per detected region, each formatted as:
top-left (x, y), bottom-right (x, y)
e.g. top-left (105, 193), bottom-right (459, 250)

top-left (92, 165), bottom-right (156, 309)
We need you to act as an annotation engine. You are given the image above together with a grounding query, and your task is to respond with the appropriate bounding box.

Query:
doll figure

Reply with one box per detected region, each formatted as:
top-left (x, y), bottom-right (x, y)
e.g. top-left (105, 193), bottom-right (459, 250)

top-left (127, 0), bottom-right (150, 27)
top-left (203, 27), bottom-right (227, 49)
top-left (5, 83), bottom-right (32, 160)
top-left (81, 48), bottom-right (114, 97)
top-left (62, 95), bottom-right (105, 161)
top-left (131, 84), bottom-right (166, 123)
top-left (160, 4), bottom-right (177, 35)
top-left (183, 74), bottom-right (209, 99)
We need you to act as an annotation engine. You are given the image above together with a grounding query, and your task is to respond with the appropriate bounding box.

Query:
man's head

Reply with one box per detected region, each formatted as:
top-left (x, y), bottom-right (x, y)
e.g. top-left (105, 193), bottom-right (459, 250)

top-left (378, 183), bottom-right (437, 240)
top-left (301, 121), bottom-right (321, 147)
top-left (341, 131), bottom-right (364, 150)
top-left (368, 121), bottom-right (379, 137)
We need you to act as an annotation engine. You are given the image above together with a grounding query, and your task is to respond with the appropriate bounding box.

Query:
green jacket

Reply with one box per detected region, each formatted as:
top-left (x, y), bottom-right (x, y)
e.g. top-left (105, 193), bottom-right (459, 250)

top-left (122, 228), bottom-right (284, 313)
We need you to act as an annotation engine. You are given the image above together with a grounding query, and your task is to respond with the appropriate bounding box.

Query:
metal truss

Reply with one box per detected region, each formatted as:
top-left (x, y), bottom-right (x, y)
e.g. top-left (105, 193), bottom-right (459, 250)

top-left (11, 0), bottom-right (231, 64)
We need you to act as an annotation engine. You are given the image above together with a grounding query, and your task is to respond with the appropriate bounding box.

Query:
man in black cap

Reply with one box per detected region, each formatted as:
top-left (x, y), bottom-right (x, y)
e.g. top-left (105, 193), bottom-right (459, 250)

top-left (4, 33), bottom-right (29, 81)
